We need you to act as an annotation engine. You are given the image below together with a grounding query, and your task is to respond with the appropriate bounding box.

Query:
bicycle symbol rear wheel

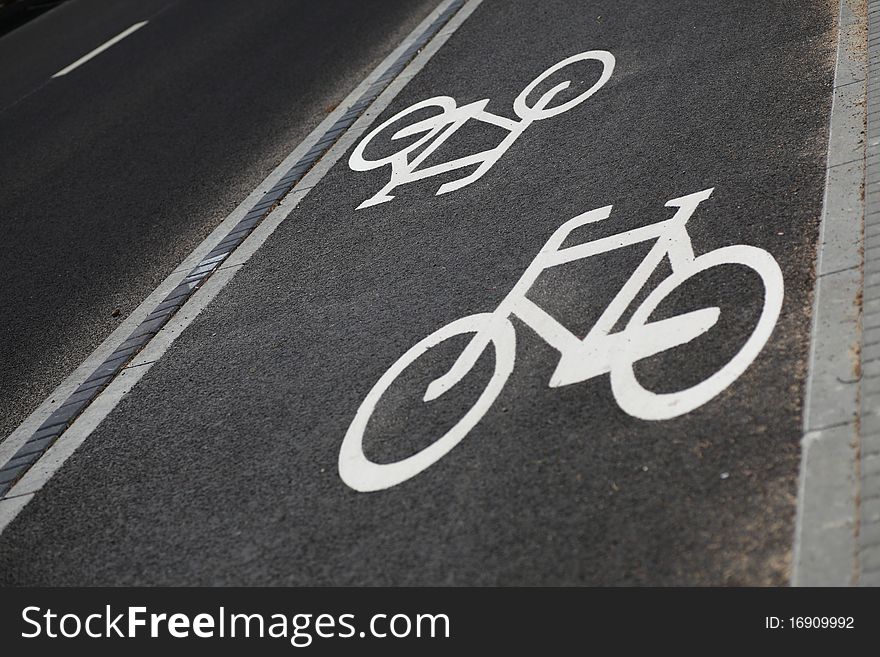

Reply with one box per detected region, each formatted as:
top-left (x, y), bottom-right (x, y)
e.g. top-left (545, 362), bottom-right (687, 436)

top-left (339, 313), bottom-right (516, 492)
top-left (348, 96), bottom-right (458, 172)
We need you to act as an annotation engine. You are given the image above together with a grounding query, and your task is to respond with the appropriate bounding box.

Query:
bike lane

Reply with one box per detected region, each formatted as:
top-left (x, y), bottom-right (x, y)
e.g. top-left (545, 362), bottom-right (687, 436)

top-left (0, 0), bottom-right (842, 584)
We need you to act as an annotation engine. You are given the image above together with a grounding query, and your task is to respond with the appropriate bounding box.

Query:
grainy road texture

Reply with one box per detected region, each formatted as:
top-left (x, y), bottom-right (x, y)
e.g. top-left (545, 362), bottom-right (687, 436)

top-left (0, 0), bottom-right (439, 439)
top-left (0, 0), bottom-right (837, 585)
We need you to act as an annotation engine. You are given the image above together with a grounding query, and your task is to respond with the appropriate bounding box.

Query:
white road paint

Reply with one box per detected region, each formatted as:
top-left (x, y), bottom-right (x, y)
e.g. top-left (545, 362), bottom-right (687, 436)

top-left (349, 50), bottom-right (614, 208)
top-left (0, 0), bottom-right (485, 533)
top-left (51, 21), bottom-right (148, 78)
top-left (339, 188), bottom-right (785, 492)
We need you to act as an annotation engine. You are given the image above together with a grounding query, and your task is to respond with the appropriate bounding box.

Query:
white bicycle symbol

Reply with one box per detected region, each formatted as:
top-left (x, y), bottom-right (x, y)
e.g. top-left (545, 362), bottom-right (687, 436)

top-left (349, 50), bottom-right (615, 209)
top-left (339, 188), bottom-right (785, 492)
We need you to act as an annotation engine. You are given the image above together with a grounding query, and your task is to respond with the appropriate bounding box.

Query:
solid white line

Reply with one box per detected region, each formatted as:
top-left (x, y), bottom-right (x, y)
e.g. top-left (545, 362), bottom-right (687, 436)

top-left (51, 21), bottom-right (148, 78)
top-left (0, 0), bottom-right (483, 533)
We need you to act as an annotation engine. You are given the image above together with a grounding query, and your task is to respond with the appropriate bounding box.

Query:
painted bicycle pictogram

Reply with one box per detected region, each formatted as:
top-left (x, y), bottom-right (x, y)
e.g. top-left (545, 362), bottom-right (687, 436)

top-left (339, 188), bottom-right (785, 492)
top-left (349, 51), bottom-right (616, 209)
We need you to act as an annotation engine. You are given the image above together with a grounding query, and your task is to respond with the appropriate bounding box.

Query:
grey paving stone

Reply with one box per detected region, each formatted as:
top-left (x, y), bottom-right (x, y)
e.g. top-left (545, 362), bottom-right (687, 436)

top-left (795, 425), bottom-right (859, 586)
top-left (820, 159), bottom-right (864, 275)
top-left (806, 267), bottom-right (861, 431)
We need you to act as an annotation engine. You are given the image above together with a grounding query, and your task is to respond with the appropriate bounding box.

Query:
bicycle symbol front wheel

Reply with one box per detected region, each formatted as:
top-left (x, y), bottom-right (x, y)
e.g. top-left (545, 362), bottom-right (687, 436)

top-left (339, 313), bottom-right (516, 492)
top-left (513, 50), bottom-right (615, 121)
top-left (610, 245), bottom-right (784, 421)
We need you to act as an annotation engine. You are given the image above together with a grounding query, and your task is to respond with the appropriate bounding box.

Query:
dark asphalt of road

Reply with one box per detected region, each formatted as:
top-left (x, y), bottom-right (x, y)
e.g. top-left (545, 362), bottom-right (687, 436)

top-left (0, 0), bottom-right (440, 440)
top-left (0, 1), bottom-right (67, 39)
top-left (0, 0), bottom-right (836, 584)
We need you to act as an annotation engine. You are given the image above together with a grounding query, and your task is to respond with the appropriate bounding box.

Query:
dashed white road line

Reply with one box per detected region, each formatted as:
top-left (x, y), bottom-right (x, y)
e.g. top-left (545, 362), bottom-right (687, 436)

top-left (51, 20), bottom-right (148, 78)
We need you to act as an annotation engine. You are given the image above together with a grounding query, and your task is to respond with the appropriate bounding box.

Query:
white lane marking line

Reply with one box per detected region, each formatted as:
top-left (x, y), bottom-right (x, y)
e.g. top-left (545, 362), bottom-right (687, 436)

top-left (0, 0), bottom-right (467, 469)
top-left (51, 21), bottom-right (148, 78)
top-left (0, 0), bottom-right (482, 533)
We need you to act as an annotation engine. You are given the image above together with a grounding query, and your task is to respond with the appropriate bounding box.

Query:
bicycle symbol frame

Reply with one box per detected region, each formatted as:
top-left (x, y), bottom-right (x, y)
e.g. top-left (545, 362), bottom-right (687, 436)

top-left (349, 51), bottom-right (615, 209)
top-left (339, 188), bottom-right (785, 492)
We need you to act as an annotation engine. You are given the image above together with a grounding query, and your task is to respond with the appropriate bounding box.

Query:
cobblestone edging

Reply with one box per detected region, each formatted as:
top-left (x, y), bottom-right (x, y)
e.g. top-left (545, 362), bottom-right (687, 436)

top-left (859, 0), bottom-right (880, 586)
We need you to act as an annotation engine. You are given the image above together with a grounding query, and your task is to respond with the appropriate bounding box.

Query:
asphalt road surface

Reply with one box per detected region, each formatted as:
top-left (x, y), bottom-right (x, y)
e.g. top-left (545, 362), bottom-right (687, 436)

top-left (0, 0), bottom-right (439, 440)
top-left (0, 0), bottom-right (838, 584)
